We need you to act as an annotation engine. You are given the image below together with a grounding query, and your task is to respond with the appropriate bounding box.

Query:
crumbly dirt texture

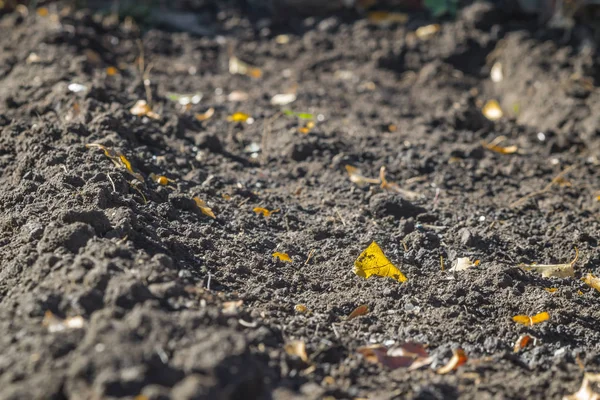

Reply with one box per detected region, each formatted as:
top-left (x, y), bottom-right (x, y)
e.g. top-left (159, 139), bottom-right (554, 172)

top-left (1, 2), bottom-right (600, 399)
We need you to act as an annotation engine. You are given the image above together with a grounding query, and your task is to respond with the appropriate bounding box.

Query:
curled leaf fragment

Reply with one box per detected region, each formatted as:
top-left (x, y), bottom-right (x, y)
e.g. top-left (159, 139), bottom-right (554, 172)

top-left (294, 304), bottom-right (308, 313)
top-left (415, 24), bottom-right (440, 40)
top-left (193, 197), bottom-right (216, 219)
top-left (354, 241), bottom-right (407, 283)
top-left (358, 343), bottom-right (431, 370)
top-left (86, 143), bottom-right (144, 182)
top-left (43, 311), bottom-right (85, 333)
top-left (437, 349), bottom-right (467, 375)
top-left (253, 207), bottom-right (279, 217)
top-left (149, 173), bottom-right (173, 186)
top-left (284, 340), bottom-right (308, 363)
top-left (518, 248), bottom-right (578, 278)
top-left (513, 334), bottom-right (533, 353)
top-left (482, 99), bottom-right (503, 121)
top-left (130, 99), bottom-right (160, 119)
top-left (512, 311), bottom-right (550, 327)
top-left (347, 305), bottom-right (369, 321)
top-left (449, 257), bottom-right (480, 272)
top-left (583, 274), bottom-right (600, 293)
top-left (273, 252), bottom-right (292, 262)
top-left (481, 135), bottom-right (518, 155)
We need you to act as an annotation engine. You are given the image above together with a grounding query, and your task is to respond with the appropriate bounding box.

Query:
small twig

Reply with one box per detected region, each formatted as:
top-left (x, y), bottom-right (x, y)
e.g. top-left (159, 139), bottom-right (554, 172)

top-left (400, 240), bottom-right (408, 252)
top-left (334, 208), bottom-right (346, 226)
top-left (313, 323), bottom-right (320, 339)
top-left (440, 255), bottom-right (445, 271)
top-left (331, 323), bottom-right (339, 339)
top-left (107, 173), bottom-right (116, 193)
top-left (206, 273), bottom-right (212, 290)
top-left (511, 165), bottom-right (576, 208)
top-left (304, 249), bottom-right (316, 266)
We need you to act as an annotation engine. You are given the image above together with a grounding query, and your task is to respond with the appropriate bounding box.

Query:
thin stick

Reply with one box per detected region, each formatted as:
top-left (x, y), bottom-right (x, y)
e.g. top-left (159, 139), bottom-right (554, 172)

top-left (335, 208), bottom-right (346, 226)
top-left (511, 165), bottom-right (576, 208)
top-left (207, 273), bottom-right (212, 290)
top-left (304, 249), bottom-right (316, 266)
top-left (107, 173), bottom-right (116, 193)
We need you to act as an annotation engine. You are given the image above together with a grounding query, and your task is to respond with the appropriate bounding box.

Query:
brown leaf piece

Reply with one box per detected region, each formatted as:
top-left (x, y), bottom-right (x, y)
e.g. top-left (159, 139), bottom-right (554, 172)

top-left (284, 340), bottom-right (308, 363)
top-left (437, 349), bottom-right (467, 374)
top-left (357, 343), bottom-right (431, 370)
top-left (346, 305), bottom-right (368, 321)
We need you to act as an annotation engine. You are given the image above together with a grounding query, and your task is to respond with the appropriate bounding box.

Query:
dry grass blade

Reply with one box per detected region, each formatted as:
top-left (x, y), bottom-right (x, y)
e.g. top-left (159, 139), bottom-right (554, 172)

top-left (346, 305), bottom-right (368, 321)
top-left (511, 165), bottom-right (576, 208)
top-left (518, 248), bottom-right (578, 278)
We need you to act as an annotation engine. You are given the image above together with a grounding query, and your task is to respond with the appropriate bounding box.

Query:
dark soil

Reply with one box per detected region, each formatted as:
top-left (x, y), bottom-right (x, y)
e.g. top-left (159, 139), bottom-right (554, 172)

top-left (1, 2), bottom-right (600, 399)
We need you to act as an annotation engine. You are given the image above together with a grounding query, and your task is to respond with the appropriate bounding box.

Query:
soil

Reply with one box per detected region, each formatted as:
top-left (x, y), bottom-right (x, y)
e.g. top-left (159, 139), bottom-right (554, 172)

top-left (1, 2), bottom-right (600, 399)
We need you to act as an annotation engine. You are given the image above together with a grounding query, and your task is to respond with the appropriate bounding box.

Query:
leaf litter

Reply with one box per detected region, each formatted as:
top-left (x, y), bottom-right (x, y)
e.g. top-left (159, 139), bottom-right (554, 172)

top-left (449, 257), bottom-right (480, 272)
top-left (86, 143), bottom-right (144, 182)
top-left (354, 241), bottom-right (407, 283)
top-left (481, 135), bottom-right (518, 155)
top-left (346, 305), bottom-right (368, 321)
top-left (272, 252), bottom-right (292, 262)
top-left (518, 248), bottom-right (578, 278)
top-left (253, 207), bottom-right (279, 217)
top-left (437, 349), bottom-right (467, 374)
top-left (564, 373), bottom-right (600, 400)
top-left (284, 340), bottom-right (308, 363)
top-left (357, 343), bottom-right (432, 370)
top-left (512, 311), bottom-right (550, 327)
top-left (193, 197), bottom-right (216, 219)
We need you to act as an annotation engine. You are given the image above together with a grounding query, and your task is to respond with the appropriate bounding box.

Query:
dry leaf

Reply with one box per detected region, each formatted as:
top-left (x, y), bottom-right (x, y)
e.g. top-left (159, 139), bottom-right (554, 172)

top-left (227, 112), bottom-right (252, 123)
top-left (347, 305), bottom-right (368, 321)
top-left (437, 349), bottom-right (467, 374)
top-left (367, 11), bottom-right (408, 25)
top-left (513, 334), bottom-right (533, 352)
top-left (284, 340), bottom-right (308, 363)
top-left (253, 207), bottom-right (279, 217)
top-left (481, 135), bottom-right (518, 154)
top-left (518, 248), bottom-right (578, 278)
top-left (222, 300), bottom-right (243, 315)
top-left (273, 252), bottom-right (292, 262)
top-left (482, 99), bottom-right (503, 121)
top-left (345, 165), bottom-right (380, 186)
top-left (271, 93), bottom-right (297, 106)
top-left (512, 311), bottom-right (550, 327)
top-left (229, 55), bottom-right (262, 78)
top-left (193, 197), bottom-right (216, 219)
top-left (354, 241), bottom-right (407, 283)
top-left (449, 257), bottom-right (480, 272)
top-left (583, 274), bottom-right (600, 293)
top-left (43, 311), bottom-right (85, 333)
top-left (228, 91), bottom-right (249, 102)
top-left (130, 100), bottom-right (160, 119)
top-left (86, 143), bottom-right (144, 182)
top-left (195, 107), bottom-right (215, 122)
top-left (37, 7), bottom-right (49, 16)
top-left (149, 173), bottom-right (172, 186)
top-left (415, 24), bottom-right (440, 40)
top-left (564, 373), bottom-right (600, 400)
top-left (545, 288), bottom-right (559, 293)
top-left (295, 304), bottom-right (308, 313)
top-left (357, 343), bottom-right (431, 370)
top-left (490, 62), bottom-right (503, 83)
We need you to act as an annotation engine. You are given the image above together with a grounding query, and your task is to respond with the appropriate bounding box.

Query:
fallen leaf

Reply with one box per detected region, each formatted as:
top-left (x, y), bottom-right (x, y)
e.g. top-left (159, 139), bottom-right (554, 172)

top-left (357, 343), bottom-right (431, 370)
top-left (193, 197), bottom-right (216, 219)
top-left (481, 135), bottom-right (518, 154)
top-left (106, 66), bottom-right (119, 76)
top-left (222, 300), bottom-right (243, 315)
top-left (273, 252), bottom-right (292, 262)
top-left (43, 311), bottom-right (85, 333)
top-left (195, 107), bottom-right (215, 121)
top-left (37, 7), bottom-right (49, 17)
top-left (222, 193), bottom-right (232, 201)
top-left (518, 248), bottom-right (578, 278)
top-left (564, 373), bottom-right (600, 400)
top-left (449, 257), bottom-right (480, 272)
top-left (354, 241), bottom-right (407, 283)
top-left (578, 290), bottom-right (584, 296)
top-left (513, 334), bottom-right (533, 352)
top-left (437, 349), bottom-right (467, 374)
top-left (130, 99), bottom-right (160, 119)
top-left (512, 311), bottom-right (550, 327)
top-left (86, 143), bottom-right (144, 182)
top-left (345, 165), bottom-right (380, 186)
top-left (229, 55), bottom-right (262, 78)
top-left (367, 11), bottom-right (408, 25)
top-left (545, 288), bottom-right (559, 293)
top-left (583, 274), bottom-right (600, 293)
top-left (227, 112), bottom-right (252, 123)
top-left (284, 340), bottom-right (308, 363)
top-left (294, 304), bottom-right (308, 313)
top-left (347, 305), bottom-right (368, 321)
top-left (482, 99), bottom-right (503, 121)
top-left (415, 24), bottom-right (441, 40)
top-left (253, 207), bottom-right (279, 217)
top-left (149, 173), bottom-right (172, 186)
top-left (271, 93), bottom-right (297, 106)
top-left (491, 62), bottom-right (503, 83)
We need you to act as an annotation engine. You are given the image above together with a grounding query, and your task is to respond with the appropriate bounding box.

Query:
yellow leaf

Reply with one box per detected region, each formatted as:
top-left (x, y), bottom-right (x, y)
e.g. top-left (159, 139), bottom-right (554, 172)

top-left (294, 304), bottom-right (308, 313)
top-left (354, 241), bottom-right (407, 283)
top-left (222, 193), bottom-right (232, 201)
top-left (347, 305), bottom-right (369, 321)
top-left (545, 288), bottom-right (558, 293)
top-left (512, 311), bottom-right (550, 327)
top-left (415, 24), bottom-right (440, 40)
top-left (149, 173), bottom-right (172, 186)
top-left (518, 247), bottom-right (578, 278)
top-left (106, 66), bottom-right (118, 76)
top-left (481, 135), bottom-right (518, 154)
top-left (284, 340), bottom-right (308, 363)
top-left (482, 99), bottom-right (503, 121)
top-left (583, 274), bottom-right (600, 292)
top-left (437, 349), bottom-right (467, 374)
top-left (273, 252), bottom-right (292, 262)
top-left (253, 207), bottom-right (279, 217)
top-left (195, 107), bottom-right (215, 121)
top-left (193, 197), bottom-right (216, 219)
top-left (227, 112), bottom-right (251, 123)
top-left (298, 120), bottom-right (315, 134)
top-left (36, 7), bottom-right (49, 16)
top-left (86, 143), bottom-right (144, 182)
